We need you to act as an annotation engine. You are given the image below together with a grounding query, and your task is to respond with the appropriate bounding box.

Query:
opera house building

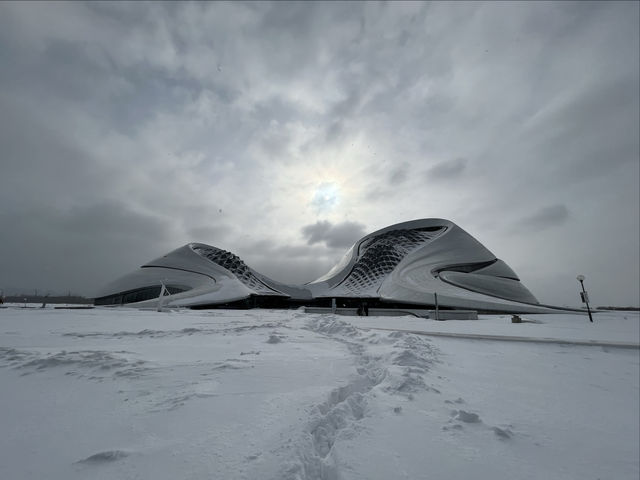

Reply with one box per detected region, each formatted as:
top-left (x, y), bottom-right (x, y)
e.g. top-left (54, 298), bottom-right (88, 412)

top-left (94, 219), bottom-right (557, 314)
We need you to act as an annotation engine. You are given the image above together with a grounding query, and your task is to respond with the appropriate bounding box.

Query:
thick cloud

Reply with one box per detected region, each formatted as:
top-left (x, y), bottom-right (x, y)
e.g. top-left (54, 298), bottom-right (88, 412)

top-left (518, 205), bottom-right (570, 231)
top-left (0, 2), bottom-right (637, 306)
top-left (302, 220), bottom-right (367, 249)
top-left (187, 224), bottom-right (232, 244)
top-left (426, 158), bottom-right (468, 180)
top-left (0, 203), bottom-right (174, 296)
top-left (389, 163), bottom-right (409, 185)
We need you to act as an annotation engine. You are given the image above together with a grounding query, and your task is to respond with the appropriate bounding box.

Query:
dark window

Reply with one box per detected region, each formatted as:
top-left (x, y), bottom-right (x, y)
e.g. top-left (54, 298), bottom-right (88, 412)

top-left (94, 285), bottom-right (189, 306)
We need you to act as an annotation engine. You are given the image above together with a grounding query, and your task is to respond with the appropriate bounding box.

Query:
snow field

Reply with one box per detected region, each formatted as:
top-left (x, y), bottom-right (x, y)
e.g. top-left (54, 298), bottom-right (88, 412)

top-left (0, 307), bottom-right (638, 480)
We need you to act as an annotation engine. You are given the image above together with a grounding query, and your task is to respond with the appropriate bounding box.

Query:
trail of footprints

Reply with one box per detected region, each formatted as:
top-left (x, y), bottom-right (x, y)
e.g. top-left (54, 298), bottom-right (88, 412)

top-left (280, 316), bottom-right (515, 480)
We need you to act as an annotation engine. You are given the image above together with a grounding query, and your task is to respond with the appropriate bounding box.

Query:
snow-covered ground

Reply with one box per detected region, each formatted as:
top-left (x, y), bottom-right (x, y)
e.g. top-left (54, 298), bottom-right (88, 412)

top-left (0, 306), bottom-right (638, 480)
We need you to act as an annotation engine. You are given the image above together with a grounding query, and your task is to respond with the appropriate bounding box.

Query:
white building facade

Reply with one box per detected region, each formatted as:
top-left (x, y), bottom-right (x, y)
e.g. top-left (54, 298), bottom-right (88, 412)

top-left (94, 219), bottom-right (557, 313)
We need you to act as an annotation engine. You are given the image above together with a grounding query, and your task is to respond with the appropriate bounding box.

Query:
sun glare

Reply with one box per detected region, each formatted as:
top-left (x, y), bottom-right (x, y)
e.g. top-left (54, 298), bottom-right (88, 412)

top-left (310, 181), bottom-right (340, 213)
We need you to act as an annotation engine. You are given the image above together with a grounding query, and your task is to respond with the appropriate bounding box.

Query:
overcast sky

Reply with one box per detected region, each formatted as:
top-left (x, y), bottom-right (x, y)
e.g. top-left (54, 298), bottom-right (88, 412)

top-left (0, 1), bottom-right (638, 307)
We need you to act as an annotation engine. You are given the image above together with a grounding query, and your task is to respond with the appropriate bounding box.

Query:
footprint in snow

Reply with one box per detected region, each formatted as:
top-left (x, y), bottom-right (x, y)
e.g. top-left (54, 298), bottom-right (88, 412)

top-left (442, 424), bottom-right (464, 431)
top-left (492, 426), bottom-right (513, 439)
top-left (77, 450), bottom-right (129, 464)
top-left (452, 409), bottom-right (481, 423)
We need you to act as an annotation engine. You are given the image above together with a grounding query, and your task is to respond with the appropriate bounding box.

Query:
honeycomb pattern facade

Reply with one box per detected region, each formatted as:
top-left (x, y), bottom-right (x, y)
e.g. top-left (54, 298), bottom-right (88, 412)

top-left (190, 244), bottom-right (282, 295)
top-left (336, 227), bottom-right (445, 295)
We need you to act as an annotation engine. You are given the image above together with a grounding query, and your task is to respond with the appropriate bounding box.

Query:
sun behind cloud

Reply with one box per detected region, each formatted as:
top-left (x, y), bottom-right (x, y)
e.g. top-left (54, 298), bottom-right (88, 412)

top-left (310, 181), bottom-right (340, 213)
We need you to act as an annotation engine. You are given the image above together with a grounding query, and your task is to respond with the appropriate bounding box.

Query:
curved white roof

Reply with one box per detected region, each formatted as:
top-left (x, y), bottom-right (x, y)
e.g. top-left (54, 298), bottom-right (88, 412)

top-left (94, 218), bottom-right (555, 313)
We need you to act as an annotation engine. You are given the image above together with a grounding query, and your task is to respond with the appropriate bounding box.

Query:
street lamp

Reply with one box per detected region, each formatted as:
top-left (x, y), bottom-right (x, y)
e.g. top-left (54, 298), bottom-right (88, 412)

top-left (576, 275), bottom-right (593, 323)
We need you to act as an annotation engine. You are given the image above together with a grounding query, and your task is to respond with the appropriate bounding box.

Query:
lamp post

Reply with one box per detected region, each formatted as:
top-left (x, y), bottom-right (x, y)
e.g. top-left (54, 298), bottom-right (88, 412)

top-left (576, 275), bottom-right (593, 323)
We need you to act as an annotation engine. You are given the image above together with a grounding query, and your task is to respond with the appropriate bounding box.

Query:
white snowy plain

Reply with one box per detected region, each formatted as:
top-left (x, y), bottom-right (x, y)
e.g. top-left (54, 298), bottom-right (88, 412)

top-left (0, 306), bottom-right (638, 480)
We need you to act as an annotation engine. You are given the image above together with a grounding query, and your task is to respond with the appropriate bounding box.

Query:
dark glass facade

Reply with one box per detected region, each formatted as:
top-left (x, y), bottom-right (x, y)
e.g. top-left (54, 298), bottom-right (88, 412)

top-left (94, 285), bottom-right (188, 306)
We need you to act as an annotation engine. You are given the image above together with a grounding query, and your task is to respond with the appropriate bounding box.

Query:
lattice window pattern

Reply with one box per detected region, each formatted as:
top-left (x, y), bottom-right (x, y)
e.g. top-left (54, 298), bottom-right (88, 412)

top-left (190, 244), bottom-right (280, 295)
top-left (337, 227), bottom-right (444, 295)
